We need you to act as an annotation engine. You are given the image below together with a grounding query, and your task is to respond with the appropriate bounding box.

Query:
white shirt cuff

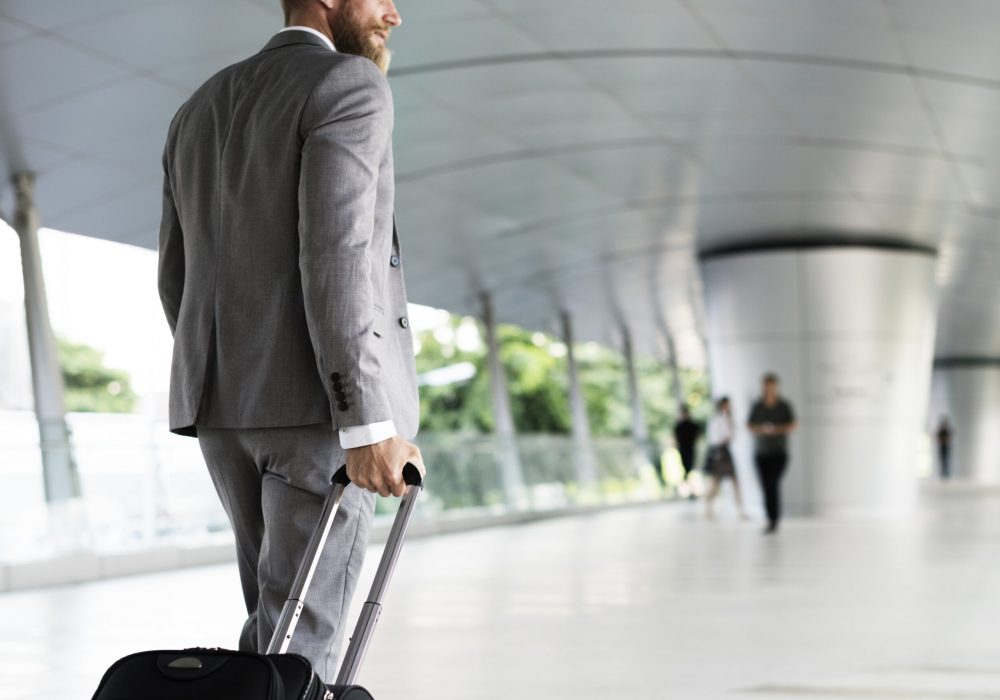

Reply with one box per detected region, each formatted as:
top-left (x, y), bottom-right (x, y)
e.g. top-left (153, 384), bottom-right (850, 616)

top-left (339, 420), bottom-right (397, 449)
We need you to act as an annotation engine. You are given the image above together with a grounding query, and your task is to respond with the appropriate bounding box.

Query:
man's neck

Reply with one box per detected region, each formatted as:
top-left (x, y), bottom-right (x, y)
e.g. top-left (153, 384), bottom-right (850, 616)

top-left (285, 15), bottom-right (335, 44)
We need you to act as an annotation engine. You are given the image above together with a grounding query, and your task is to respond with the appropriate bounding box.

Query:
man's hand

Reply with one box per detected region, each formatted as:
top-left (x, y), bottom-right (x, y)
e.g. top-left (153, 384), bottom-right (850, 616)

top-left (345, 436), bottom-right (425, 497)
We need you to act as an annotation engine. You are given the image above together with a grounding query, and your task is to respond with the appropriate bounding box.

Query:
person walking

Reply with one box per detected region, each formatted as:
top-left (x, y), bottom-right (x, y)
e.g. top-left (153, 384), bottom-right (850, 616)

top-left (703, 397), bottom-right (746, 520)
top-left (673, 405), bottom-right (702, 496)
top-left (157, 0), bottom-right (423, 683)
top-left (747, 374), bottom-right (797, 534)
top-left (936, 416), bottom-right (953, 480)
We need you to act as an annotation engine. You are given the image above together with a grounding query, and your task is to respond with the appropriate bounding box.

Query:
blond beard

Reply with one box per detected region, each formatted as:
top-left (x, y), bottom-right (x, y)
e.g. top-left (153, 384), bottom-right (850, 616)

top-left (372, 46), bottom-right (391, 74)
top-left (333, 4), bottom-right (393, 74)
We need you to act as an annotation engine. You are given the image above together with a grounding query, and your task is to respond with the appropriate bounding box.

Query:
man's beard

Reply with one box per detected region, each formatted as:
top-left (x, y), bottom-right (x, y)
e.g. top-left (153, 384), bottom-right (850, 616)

top-left (332, 3), bottom-right (392, 74)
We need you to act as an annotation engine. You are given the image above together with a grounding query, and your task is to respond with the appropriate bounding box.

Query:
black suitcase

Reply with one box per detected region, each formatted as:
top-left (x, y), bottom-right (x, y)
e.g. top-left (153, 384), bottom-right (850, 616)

top-left (91, 464), bottom-right (423, 700)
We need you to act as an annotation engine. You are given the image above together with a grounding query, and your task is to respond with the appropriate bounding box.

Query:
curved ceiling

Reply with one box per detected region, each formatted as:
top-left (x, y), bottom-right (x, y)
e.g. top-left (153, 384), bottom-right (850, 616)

top-left (2, 0), bottom-right (1000, 364)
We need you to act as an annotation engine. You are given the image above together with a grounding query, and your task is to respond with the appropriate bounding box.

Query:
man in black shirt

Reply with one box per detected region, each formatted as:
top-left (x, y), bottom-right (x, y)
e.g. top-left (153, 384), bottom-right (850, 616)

top-left (935, 417), bottom-right (952, 480)
top-left (673, 406), bottom-right (702, 493)
top-left (747, 373), bottom-right (797, 533)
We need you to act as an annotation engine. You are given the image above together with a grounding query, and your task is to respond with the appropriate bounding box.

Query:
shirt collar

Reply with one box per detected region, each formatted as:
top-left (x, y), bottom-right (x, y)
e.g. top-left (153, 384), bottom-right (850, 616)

top-left (280, 26), bottom-right (336, 52)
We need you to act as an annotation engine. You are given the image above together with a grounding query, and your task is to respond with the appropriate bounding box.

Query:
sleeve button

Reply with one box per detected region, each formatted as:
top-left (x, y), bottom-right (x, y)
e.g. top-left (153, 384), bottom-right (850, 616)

top-left (399, 316), bottom-right (409, 328)
top-left (390, 255), bottom-right (400, 267)
top-left (337, 402), bottom-right (349, 411)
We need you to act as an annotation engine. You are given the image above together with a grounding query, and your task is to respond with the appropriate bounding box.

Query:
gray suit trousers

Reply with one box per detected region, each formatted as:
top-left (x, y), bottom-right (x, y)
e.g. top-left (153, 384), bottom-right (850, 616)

top-left (198, 424), bottom-right (375, 682)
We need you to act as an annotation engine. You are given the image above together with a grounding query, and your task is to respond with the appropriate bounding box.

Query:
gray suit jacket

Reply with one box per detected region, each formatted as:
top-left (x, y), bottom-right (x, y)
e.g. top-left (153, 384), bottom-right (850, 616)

top-left (158, 30), bottom-right (418, 440)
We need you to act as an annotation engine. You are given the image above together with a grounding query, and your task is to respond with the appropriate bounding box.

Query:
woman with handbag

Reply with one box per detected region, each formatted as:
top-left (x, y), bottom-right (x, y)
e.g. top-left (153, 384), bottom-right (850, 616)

top-left (703, 396), bottom-right (747, 520)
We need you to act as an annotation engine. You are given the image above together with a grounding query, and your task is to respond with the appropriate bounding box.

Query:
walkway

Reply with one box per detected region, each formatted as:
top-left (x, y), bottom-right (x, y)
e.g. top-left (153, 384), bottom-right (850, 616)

top-left (1, 483), bottom-right (998, 699)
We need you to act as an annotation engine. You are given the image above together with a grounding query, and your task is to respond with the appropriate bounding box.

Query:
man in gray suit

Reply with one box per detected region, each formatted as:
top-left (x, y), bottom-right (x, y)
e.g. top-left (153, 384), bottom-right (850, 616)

top-left (157, 0), bottom-right (421, 681)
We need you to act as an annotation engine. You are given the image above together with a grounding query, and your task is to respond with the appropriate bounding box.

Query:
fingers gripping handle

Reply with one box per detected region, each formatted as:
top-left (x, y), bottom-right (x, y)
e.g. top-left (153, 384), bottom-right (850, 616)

top-left (333, 462), bottom-right (423, 488)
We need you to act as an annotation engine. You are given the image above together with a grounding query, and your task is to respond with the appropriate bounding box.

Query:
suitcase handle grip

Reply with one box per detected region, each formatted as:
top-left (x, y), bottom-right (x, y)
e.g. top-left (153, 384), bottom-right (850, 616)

top-left (332, 462), bottom-right (423, 489)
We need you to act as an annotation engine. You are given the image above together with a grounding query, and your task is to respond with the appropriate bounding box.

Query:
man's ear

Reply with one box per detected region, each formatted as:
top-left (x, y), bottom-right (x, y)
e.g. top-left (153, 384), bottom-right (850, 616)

top-left (317, 0), bottom-right (336, 9)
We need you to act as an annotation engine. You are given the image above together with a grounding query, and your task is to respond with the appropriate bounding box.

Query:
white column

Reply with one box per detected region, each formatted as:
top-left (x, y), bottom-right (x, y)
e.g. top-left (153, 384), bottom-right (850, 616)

top-left (622, 328), bottom-right (649, 447)
top-left (701, 241), bottom-right (938, 517)
top-left (561, 311), bottom-right (598, 490)
top-left (14, 172), bottom-right (81, 503)
top-left (664, 334), bottom-right (685, 408)
top-left (481, 293), bottom-right (526, 508)
top-left (931, 359), bottom-right (1000, 482)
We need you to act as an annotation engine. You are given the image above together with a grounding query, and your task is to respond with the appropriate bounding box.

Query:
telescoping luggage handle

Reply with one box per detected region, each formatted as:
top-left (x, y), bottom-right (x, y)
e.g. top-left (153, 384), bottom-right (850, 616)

top-left (266, 463), bottom-right (423, 684)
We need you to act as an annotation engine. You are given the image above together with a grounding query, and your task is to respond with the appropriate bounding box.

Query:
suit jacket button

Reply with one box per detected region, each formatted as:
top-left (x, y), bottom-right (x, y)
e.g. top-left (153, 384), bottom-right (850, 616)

top-left (390, 254), bottom-right (400, 267)
top-left (399, 316), bottom-right (409, 329)
top-left (331, 372), bottom-right (341, 381)
top-left (338, 402), bottom-right (349, 411)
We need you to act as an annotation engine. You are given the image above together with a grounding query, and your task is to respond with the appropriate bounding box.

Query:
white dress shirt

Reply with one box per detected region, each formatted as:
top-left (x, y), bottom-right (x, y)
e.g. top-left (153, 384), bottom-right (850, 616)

top-left (280, 26), bottom-right (398, 450)
top-left (707, 413), bottom-right (733, 446)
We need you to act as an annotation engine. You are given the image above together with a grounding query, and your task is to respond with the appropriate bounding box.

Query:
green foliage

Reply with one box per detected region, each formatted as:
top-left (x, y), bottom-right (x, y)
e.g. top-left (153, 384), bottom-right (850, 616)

top-left (58, 338), bottom-right (137, 413)
top-left (415, 320), bottom-right (493, 433)
top-left (414, 313), bottom-right (712, 442)
top-left (499, 326), bottom-right (570, 434)
top-left (577, 343), bottom-right (631, 437)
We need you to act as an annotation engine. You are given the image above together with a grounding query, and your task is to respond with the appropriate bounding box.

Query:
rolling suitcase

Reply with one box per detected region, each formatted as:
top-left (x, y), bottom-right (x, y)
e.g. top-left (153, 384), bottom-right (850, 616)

top-left (91, 463), bottom-right (423, 700)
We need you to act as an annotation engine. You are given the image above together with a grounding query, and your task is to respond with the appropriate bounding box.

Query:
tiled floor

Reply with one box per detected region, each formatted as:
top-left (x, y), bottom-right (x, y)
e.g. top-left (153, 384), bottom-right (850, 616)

top-left (2, 482), bottom-right (999, 699)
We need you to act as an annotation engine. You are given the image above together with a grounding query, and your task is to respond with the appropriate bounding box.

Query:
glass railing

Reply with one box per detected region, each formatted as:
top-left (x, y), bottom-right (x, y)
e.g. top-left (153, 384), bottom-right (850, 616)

top-left (0, 411), bottom-right (671, 564)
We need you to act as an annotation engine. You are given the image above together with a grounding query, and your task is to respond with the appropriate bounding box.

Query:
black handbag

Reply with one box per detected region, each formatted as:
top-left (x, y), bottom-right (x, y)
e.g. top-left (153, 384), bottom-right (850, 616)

top-left (704, 445), bottom-right (733, 476)
top-left (91, 465), bottom-right (422, 700)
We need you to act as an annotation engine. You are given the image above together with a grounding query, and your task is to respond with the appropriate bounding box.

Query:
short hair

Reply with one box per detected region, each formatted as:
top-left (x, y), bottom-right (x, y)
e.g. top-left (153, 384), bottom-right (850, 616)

top-left (715, 396), bottom-right (730, 409)
top-left (762, 372), bottom-right (780, 384)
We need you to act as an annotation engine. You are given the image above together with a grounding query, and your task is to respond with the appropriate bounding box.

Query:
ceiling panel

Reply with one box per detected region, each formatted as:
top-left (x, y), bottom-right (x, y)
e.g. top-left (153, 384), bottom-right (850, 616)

top-left (0, 0), bottom-right (162, 31)
top-left (697, 143), bottom-right (857, 195)
top-left (696, 3), bottom-right (904, 64)
top-left (152, 43), bottom-right (265, 91)
top-left (694, 0), bottom-right (890, 26)
top-left (5, 77), bottom-right (184, 170)
top-left (861, 200), bottom-right (963, 244)
top-left (419, 157), bottom-right (621, 222)
top-left (0, 35), bottom-right (130, 119)
top-left (482, 0), bottom-right (715, 52)
top-left (898, 33), bottom-right (1000, 84)
top-left (0, 16), bottom-right (31, 46)
top-left (57, 195), bottom-right (161, 248)
top-left (64, 0), bottom-right (275, 74)
top-left (389, 10), bottom-right (542, 68)
top-left (0, 139), bottom-right (76, 187)
top-left (887, 0), bottom-right (1000, 49)
top-left (29, 159), bottom-right (141, 225)
top-left (2, 1), bottom-right (999, 361)
top-left (549, 143), bottom-right (701, 201)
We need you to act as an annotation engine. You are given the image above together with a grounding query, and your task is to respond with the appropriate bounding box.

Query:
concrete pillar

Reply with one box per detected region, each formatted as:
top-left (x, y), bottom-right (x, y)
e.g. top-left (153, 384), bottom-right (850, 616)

top-left (931, 358), bottom-right (1000, 482)
top-left (622, 328), bottom-right (648, 444)
top-left (14, 171), bottom-right (81, 503)
top-left (481, 293), bottom-right (526, 509)
top-left (664, 334), bottom-right (685, 408)
top-left (560, 311), bottom-right (599, 490)
top-left (701, 240), bottom-right (937, 517)
top-left (624, 328), bottom-right (659, 488)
